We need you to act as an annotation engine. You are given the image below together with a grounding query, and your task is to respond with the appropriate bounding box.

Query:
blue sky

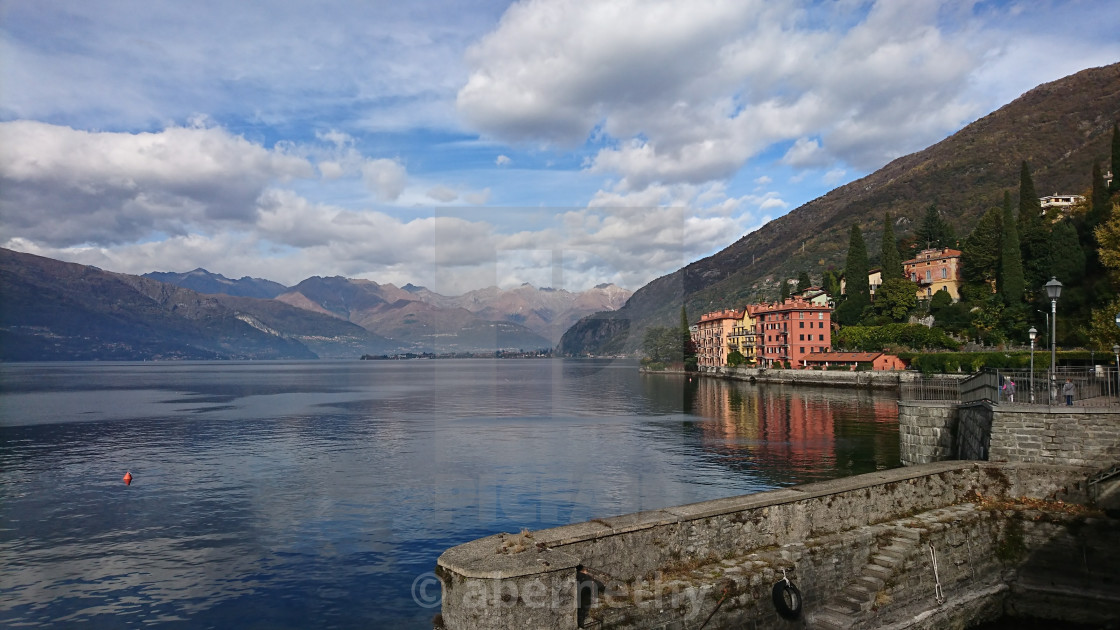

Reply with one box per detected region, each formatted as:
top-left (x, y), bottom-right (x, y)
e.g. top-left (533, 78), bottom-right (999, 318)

top-left (2, 0), bottom-right (1118, 293)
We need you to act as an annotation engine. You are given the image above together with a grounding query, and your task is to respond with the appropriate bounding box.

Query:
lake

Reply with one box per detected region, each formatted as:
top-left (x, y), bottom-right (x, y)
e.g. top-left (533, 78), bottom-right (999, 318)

top-left (0, 359), bottom-right (899, 628)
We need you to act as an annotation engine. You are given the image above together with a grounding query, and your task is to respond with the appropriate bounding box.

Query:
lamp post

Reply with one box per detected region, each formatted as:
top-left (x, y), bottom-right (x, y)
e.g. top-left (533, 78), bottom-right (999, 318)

top-left (1113, 343), bottom-right (1120, 403)
top-left (1044, 277), bottom-right (1062, 403)
top-left (1028, 326), bottom-right (1037, 404)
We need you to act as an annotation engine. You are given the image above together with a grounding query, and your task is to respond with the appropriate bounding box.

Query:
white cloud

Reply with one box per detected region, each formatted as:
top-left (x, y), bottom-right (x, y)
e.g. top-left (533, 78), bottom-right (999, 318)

top-left (427, 185), bottom-right (460, 202)
top-left (463, 188), bottom-right (492, 205)
top-left (361, 158), bottom-right (408, 202)
top-left (495, 154), bottom-right (511, 166)
top-left (0, 120), bottom-right (313, 246)
top-left (456, 0), bottom-right (1049, 189)
top-left (823, 168), bottom-right (848, 186)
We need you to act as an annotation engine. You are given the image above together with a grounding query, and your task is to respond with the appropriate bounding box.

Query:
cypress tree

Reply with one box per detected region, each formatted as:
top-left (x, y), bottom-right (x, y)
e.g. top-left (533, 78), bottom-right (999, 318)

top-left (839, 224), bottom-right (870, 326)
top-left (915, 205), bottom-right (955, 251)
top-left (1018, 161), bottom-right (1049, 291)
top-left (880, 212), bottom-right (902, 280)
top-left (1089, 162), bottom-right (1111, 230)
top-left (796, 271), bottom-right (812, 293)
top-left (962, 206), bottom-right (1003, 289)
top-left (999, 191), bottom-right (1025, 305)
top-left (780, 278), bottom-right (791, 302)
top-left (1049, 220), bottom-right (1085, 284)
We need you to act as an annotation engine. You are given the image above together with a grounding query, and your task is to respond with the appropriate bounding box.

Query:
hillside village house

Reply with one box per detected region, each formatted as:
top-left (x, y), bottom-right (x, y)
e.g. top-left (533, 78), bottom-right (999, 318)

top-left (903, 247), bottom-right (963, 301)
top-left (726, 309), bottom-right (760, 365)
top-left (694, 309), bottom-right (743, 368)
top-left (752, 298), bottom-right (832, 368)
top-left (1039, 193), bottom-right (1085, 211)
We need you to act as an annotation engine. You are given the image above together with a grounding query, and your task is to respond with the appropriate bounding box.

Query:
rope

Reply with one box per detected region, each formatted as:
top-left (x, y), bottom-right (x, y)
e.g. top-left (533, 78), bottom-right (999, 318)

top-left (929, 542), bottom-right (945, 605)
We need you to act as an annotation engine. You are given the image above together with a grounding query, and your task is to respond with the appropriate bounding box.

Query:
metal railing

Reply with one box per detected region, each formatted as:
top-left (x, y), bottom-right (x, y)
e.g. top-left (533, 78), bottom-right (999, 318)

top-left (901, 367), bottom-right (1120, 408)
top-left (899, 377), bottom-right (963, 402)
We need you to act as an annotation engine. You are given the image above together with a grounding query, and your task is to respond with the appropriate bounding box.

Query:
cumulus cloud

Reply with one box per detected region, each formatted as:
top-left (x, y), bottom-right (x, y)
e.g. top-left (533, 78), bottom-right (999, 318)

top-left (427, 185), bottom-right (460, 202)
top-left (495, 154), bottom-right (511, 166)
top-left (0, 120), bottom-right (313, 246)
top-left (458, 0), bottom-right (1001, 189)
top-left (361, 158), bottom-right (408, 202)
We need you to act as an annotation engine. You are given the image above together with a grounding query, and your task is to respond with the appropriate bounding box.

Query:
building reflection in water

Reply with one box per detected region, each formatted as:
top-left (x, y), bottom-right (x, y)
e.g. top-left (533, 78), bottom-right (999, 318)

top-left (640, 374), bottom-right (900, 488)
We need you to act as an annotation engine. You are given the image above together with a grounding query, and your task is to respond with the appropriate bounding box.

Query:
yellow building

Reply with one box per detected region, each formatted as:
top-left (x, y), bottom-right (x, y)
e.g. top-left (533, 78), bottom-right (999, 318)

top-left (903, 247), bottom-right (962, 300)
top-left (727, 309), bottom-right (759, 365)
top-left (693, 309), bottom-right (743, 368)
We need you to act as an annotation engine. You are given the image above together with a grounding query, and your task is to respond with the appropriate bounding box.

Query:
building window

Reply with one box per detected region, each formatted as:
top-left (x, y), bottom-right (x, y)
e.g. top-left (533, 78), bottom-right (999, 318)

top-left (818, 312), bottom-right (823, 320)
top-left (799, 321), bottom-right (804, 328)
top-left (799, 312), bottom-right (804, 319)
top-left (799, 334), bottom-right (805, 341)
top-left (941, 268), bottom-right (947, 279)
top-left (819, 334), bottom-right (825, 341)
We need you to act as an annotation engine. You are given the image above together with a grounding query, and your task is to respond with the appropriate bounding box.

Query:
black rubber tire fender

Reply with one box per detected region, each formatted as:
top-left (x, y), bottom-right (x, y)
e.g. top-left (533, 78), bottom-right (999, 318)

top-left (772, 580), bottom-right (802, 620)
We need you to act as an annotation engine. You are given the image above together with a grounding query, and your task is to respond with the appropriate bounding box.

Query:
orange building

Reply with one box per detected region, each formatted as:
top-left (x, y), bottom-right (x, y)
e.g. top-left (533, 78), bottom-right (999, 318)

top-left (693, 309), bottom-right (743, 368)
top-left (750, 298), bottom-right (832, 369)
top-left (802, 352), bottom-right (908, 371)
top-left (903, 247), bottom-right (962, 300)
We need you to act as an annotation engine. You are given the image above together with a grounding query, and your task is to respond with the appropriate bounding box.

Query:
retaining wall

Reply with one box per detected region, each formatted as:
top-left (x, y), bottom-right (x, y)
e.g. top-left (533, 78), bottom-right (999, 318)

top-left (900, 401), bottom-right (1120, 468)
top-left (898, 401), bottom-right (959, 465)
top-left (436, 462), bottom-right (1115, 630)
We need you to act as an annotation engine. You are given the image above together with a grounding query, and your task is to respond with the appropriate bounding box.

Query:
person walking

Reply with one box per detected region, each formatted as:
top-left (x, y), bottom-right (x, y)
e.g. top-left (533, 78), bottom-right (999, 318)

top-left (1006, 379), bottom-right (1016, 403)
top-left (1062, 379), bottom-right (1075, 406)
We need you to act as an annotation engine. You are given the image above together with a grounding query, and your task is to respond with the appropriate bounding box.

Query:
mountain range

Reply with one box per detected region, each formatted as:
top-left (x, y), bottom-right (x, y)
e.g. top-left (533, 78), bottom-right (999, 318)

top-left (0, 252), bottom-right (631, 360)
top-left (559, 62), bottom-right (1120, 356)
top-left (0, 248), bottom-right (394, 360)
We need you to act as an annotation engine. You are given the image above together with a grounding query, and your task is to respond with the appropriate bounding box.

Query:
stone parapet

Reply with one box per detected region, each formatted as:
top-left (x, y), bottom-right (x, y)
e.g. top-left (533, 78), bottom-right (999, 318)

top-left (435, 462), bottom-right (1105, 629)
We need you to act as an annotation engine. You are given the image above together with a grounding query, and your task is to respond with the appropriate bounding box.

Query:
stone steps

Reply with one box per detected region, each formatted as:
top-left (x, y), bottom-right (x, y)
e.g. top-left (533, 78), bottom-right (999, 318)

top-left (806, 525), bottom-right (925, 629)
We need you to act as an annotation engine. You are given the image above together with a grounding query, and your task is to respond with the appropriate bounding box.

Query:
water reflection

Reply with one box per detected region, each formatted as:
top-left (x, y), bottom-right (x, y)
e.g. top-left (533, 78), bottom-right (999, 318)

top-left (642, 373), bottom-right (900, 486)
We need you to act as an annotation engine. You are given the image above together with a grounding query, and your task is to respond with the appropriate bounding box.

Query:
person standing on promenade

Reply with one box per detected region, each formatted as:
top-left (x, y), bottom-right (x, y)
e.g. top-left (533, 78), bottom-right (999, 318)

top-left (1062, 379), bottom-right (1075, 406)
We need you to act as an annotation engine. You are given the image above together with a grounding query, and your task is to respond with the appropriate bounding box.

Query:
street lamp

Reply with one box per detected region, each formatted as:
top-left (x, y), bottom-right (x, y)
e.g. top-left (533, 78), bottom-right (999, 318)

top-left (1028, 327), bottom-right (1037, 403)
top-left (1045, 277), bottom-right (1062, 402)
top-left (1113, 343), bottom-right (1120, 403)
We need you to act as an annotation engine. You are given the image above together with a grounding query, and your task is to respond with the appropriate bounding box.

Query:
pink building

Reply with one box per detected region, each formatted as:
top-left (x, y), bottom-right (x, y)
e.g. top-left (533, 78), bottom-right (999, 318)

top-left (751, 298), bottom-right (832, 369)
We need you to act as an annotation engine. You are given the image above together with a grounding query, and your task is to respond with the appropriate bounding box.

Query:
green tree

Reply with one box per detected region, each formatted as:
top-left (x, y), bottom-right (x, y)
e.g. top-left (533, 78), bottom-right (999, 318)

top-left (915, 205), bottom-right (955, 250)
top-left (1018, 161), bottom-right (1050, 292)
top-left (680, 306), bottom-right (696, 369)
top-left (929, 287), bottom-right (953, 312)
top-left (824, 270), bottom-right (842, 299)
top-left (875, 277), bottom-right (919, 321)
top-left (779, 278), bottom-right (791, 302)
top-left (838, 225), bottom-right (870, 325)
top-left (796, 271), bottom-right (812, 293)
top-left (1049, 220), bottom-right (1085, 285)
top-left (1089, 161), bottom-right (1112, 230)
top-left (961, 205), bottom-right (1002, 288)
top-left (1096, 205), bottom-right (1120, 279)
top-left (880, 213), bottom-right (903, 281)
top-left (999, 190), bottom-right (1025, 305)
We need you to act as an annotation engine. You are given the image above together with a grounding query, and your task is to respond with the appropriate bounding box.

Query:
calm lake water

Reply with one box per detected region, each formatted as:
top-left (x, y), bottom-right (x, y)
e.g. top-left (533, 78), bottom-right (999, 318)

top-left (0, 359), bottom-right (899, 628)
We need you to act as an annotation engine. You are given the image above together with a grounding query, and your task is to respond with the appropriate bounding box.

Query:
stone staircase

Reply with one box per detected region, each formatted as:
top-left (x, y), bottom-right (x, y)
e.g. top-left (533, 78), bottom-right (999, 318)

top-left (809, 525), bottom-right (924, 630)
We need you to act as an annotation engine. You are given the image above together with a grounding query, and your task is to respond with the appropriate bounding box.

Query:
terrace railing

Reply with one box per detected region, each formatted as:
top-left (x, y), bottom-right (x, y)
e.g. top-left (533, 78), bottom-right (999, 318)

top-left (902, 367), bottom-right (1120, 408)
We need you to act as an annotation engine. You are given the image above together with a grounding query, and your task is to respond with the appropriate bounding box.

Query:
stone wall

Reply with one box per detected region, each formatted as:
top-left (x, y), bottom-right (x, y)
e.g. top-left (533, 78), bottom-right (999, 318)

top-left (905, 401), bottom-right (1120, 469)
top-left (987, 406), bottom-right (1120, 468)
top-left (694, 365), bottom-right (923, 390)
top-left (898, 402), bottom-right (958, 465)
top-left (436, 462), bottom-right (1111, 630)
top-left (957, 402), bottom-right (992, 461)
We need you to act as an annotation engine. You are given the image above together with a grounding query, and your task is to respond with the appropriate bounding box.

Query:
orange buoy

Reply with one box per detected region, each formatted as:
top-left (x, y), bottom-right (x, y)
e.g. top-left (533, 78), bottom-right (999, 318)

top-left (123, 471), bottom-right (133, 486)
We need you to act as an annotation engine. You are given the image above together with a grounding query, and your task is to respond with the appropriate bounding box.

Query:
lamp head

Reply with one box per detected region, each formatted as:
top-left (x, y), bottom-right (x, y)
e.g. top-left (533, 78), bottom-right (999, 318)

top-left (1115, 312), bottom-right (1120, 328)
top-left (1028, 327), bottom-right (1037, 341)
top-left (1044, 277), bottom-right (1063, 300)
top-left (1114, 344), bottom-right (1119, 355)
